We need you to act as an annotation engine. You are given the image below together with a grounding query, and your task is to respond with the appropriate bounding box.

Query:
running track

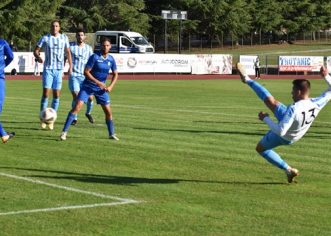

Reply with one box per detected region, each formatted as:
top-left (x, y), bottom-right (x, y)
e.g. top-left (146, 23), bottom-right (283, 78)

top-left (6, 73), bottom-right (322, 81)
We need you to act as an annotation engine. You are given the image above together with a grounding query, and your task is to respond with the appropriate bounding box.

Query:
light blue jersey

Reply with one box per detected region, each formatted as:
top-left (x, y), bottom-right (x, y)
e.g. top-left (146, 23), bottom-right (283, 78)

top-left (37, 33), bottom-right (69, 70)
top-left (69, 42), bottom-right (93, 77)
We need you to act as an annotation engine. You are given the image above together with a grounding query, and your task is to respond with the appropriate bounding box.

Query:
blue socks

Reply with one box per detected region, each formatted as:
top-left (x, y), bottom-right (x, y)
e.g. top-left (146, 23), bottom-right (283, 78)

top-left (71, 100), bottom-right (78, 120)
top-left (0, 123), bottom-right (6, 137)
top-left (86, 100), bottom-right (93, 115)
top-left (52, 98), bottom-right (60, 112)
top-left (40, 97), bottom-right (48, 111)
top-left (63, 112), bottom-right (76, 132)
top-left (106, 120), bottom-right (115, 136)
top-left (260, 150), bottom-right (288, 170)
top-left (247, 80), bottom-right (272, 101)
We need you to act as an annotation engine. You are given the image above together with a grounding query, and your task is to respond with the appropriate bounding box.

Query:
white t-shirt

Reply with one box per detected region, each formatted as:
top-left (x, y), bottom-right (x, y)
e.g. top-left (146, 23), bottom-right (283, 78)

top-left (264, 84), bottom-right (331, 142)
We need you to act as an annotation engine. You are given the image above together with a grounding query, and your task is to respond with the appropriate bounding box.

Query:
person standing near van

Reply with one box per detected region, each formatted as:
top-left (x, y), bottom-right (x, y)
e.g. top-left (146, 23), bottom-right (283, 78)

top-left (34, 19), bottom-right (72, 130)
top-left (254, 56), bottom-right (261, 80)
top-left (60, 37), bottom-right (119, 141)
top-left (0, 38), bottom-right (15, 143)
top-left (69, 28), bottom-right (94, 125)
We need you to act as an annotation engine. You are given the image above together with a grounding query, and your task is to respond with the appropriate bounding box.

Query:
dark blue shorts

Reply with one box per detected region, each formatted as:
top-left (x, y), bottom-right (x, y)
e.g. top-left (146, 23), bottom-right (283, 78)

top-left (77, 85), bottom-right (110, 105)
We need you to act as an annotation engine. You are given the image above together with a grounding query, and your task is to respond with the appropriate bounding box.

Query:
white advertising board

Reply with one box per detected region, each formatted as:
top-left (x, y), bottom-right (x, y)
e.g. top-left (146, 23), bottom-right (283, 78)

top-left (239, 55), bottom-right (258, 75)
top-left (5, 52), bottom-right (44, 74)
top-left (5, 52), bottom-right (232, 75)
top-left (190, 54), bottom-right (232, 74)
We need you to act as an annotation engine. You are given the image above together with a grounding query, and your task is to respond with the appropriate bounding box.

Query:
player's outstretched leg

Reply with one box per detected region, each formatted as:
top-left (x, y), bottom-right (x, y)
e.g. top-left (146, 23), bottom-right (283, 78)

top-left (60, 112), bottom-right (76, 141)
top-left (237, 63), bottom-right (272, 102)
top-left (237, 63), bottom-right (279, 114)
top-left (71, 100), bottom-right (78, 125)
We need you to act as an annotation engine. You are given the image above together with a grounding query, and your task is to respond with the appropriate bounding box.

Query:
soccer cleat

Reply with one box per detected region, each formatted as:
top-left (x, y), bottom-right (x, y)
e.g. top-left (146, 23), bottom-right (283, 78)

top-left (236, 63), bottom-right (249, 83)
top-left (109, 134), bottom-right (119, 141)
top-left (71, 119), bottom-right (78, 126)
top-left (286, 168), bottom-right (299, 183)
top-left (48, 122), bottom-right (54, 130)
top-left (60, 132), bottom-right (67, 141)
top-left (40, 121), bottom-right (47, 129)
top-left (85, 113), bottom-right (94, 124)
top-left (2, 132), bottom-right (15, 143)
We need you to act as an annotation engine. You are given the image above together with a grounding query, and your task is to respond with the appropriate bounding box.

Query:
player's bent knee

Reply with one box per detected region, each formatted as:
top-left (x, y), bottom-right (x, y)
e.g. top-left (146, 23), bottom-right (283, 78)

top-left (256, 143), bottom-right (265, 153)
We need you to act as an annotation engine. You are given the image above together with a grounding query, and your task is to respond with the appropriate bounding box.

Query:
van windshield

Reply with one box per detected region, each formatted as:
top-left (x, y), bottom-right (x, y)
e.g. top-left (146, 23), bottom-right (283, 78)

top-left (130, 37), bottom-right (149, 46)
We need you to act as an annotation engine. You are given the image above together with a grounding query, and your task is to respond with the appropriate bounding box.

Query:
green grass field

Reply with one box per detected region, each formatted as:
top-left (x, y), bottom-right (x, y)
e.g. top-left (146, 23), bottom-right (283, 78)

top-left (1, 79), bottom-right (331, 235)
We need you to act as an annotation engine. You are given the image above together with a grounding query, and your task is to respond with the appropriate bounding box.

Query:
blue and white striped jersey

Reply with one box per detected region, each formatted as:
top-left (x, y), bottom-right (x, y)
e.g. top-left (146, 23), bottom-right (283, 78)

top-left (69, 42), bottom-right (93, 77)
top-left (37, 33), bottom-right (69, 70)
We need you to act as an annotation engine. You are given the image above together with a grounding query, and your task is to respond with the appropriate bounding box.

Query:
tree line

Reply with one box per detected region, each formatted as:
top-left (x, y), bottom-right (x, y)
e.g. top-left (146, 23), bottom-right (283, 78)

top-left (1, 0), bottom-right (331, 50)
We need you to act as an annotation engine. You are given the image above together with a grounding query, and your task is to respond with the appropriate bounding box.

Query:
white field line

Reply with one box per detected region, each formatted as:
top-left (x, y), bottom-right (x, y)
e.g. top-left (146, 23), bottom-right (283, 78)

top-left (0, 172), bottom-right (140, 216)
top-left (0, 202), bottom-right (134, 216)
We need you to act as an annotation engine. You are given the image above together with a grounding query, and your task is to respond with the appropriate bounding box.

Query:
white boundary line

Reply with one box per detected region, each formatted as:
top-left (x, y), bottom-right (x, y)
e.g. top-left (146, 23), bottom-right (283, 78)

top-left (0, 172), bottom-right (140, 216)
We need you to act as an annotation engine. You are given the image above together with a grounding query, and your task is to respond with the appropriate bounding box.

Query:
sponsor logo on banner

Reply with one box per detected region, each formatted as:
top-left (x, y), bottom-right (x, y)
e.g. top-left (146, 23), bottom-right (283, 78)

top-left (279, 56), bottom-right (323, 72)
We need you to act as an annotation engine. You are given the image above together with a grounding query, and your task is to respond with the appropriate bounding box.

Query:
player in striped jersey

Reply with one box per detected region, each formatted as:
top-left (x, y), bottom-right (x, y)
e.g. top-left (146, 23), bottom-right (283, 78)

top-left (237, 63), bottom-right (331, 183)
top-left (69, 28), bottom-right (94, 125)
top-left (34, 19), bottom-right (72, 130)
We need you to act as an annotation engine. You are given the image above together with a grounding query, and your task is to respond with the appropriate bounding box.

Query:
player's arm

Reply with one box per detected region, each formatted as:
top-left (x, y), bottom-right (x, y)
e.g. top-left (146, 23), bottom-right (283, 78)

top-left (84, 67), bottom-right (106, 90)
top-left (320, 65), bottom-right (331, 87)
top-left (4, 41), bottom-right (14, 66)
top-left (65, 47), bottom-right (72, 74)
top-left (33, 46), bottom-right (43, 63)
top-left (105, 70), bottom-right (118, 92)
top-left (259, 106), bottom-right (294, 137)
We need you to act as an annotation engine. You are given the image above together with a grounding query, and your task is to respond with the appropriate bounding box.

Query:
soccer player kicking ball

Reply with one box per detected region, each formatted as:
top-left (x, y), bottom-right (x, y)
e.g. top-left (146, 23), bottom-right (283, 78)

top-left (60, 37), bottom-right (119, 141)
top-left (237, 63), bottom-right (331, 183)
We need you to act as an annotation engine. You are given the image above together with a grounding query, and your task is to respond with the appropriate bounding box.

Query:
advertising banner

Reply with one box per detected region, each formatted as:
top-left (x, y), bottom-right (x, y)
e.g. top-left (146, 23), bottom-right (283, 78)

top-left (279, 56), bottom-right (323, 72)
top-left (5, 52), bottom-right (232, 75)
top-left (5, 52), bottom-right (44, 74)
top-left (239, 55), bottom-right (258, 75)
top-left (190, 54), bottom-right (232, 75)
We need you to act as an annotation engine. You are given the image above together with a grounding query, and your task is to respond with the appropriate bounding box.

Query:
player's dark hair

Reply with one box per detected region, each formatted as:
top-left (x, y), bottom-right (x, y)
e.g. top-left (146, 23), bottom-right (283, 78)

top-left (51, 19), bottom-right (61, 27)
top-left (100, 37), bottom-right (111, 45)
top-left (292, 79), bottom-right (311, 93)
top-left (76, 27), bottom-right (85, 35)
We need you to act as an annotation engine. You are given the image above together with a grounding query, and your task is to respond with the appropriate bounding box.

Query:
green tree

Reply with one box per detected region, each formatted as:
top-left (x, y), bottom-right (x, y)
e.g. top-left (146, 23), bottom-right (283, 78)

top-left (0, 0), bottom-right (64, 50)
top-left (248, 0), bottom-right (283, 44)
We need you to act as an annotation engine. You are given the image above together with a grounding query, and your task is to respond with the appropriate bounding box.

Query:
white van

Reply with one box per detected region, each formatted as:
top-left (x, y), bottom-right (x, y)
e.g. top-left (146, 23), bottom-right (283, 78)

top-left (94, 31), bottom-right (154, 53)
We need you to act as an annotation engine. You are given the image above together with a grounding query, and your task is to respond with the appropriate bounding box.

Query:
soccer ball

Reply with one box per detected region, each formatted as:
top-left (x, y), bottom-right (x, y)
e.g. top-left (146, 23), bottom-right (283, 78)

top-left (40, 108), bottom-right (57, 124)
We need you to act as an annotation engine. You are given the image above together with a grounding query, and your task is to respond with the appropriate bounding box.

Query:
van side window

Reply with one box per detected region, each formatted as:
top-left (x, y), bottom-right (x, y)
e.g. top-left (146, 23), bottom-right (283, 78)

top-left (97, 35), bottom-right (117, 45)
top-left (121, 37), bottom-right (132, 47)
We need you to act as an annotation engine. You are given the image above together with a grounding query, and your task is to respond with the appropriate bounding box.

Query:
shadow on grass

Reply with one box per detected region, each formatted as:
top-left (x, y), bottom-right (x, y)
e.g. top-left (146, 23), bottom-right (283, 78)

top-left (0, 166), bottom-right (287, 186)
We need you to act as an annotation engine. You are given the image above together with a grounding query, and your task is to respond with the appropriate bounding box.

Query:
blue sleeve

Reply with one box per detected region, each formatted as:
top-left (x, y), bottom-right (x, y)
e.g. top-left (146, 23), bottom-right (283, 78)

top-left (111, 56), bottom-right (117, 71)
top-left (4, 41), bottom-right (14, 66)
top-left (311, 89), bottom-right (331, 109)
top-left (37, 36), bottom-right (45, 48)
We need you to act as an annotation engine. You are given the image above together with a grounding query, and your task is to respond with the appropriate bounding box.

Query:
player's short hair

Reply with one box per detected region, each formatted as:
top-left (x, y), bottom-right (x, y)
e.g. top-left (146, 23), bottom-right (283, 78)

top-left (51, 19), bottom-right (61, 27)
top-left (76, 28), bottom-right (85, 35)
top-left (292, 79), bottom-right (311, 93)
top-left (100, 37), bottom-right (111, 45)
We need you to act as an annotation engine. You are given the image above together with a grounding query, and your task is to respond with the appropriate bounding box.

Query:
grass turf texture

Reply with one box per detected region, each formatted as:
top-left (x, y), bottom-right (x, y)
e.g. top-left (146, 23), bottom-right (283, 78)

top-left (1, 79), bottom-right (331, 235)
